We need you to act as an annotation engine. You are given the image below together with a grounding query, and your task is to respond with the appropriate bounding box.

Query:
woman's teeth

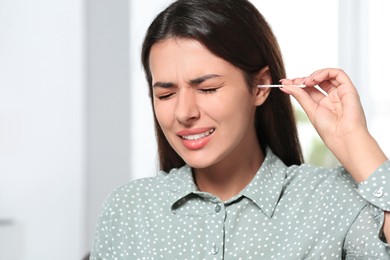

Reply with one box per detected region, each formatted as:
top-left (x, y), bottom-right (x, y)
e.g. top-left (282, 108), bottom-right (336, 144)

top-left (181, 129), bottom-right (215, 140)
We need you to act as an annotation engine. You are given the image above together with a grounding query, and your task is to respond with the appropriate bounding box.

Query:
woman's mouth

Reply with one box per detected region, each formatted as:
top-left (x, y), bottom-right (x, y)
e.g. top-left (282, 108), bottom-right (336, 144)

top-left (177, 128), bottom-right (215, 150)
top-left (180, 128), bottom-right (215, 140)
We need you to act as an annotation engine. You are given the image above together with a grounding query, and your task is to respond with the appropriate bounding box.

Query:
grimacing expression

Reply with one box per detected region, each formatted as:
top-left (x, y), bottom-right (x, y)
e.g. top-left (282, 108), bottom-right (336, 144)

top-left (150, 38), bottom-right (270, 169)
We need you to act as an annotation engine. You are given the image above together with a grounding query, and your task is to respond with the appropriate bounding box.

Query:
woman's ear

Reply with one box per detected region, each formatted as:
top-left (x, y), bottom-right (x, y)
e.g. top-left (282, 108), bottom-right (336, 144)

top-left (253, 66), bottom-right (272, 106)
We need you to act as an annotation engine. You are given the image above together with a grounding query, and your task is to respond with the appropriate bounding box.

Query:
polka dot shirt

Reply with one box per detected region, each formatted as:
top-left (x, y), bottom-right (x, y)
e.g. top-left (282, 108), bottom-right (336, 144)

top-left (90, 149), bottom-right (390, 259)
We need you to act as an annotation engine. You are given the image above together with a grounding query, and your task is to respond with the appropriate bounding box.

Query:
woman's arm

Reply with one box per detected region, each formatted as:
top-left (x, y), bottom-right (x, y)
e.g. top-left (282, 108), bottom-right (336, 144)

top-left (279, 68), bottom-right (390, 240)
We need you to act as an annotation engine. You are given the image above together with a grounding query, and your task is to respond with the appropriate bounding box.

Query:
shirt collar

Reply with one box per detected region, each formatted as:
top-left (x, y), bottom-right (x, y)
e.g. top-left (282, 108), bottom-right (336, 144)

top-left (240, 148), bottom-right (287, 218)
top-left (164, 148), bottom-right (287, 218)
top-left (164, 165), bottom-right (199, 208)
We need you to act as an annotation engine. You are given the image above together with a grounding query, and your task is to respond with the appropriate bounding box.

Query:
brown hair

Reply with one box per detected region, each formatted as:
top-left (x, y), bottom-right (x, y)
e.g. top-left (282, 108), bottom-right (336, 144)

top-left (141, 0), bottom-right (303, 172)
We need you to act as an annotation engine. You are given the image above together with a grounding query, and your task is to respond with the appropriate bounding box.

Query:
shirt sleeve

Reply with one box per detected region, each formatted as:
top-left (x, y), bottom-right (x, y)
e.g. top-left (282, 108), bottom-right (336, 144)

top-left (344, 204), bottom-right (390, 259)
top-left (89, 192), bottom-right (116, 260)
top-left (343, 160), bottom-right (390, 259)
top-left (357, 160), bottom-right (390, 211)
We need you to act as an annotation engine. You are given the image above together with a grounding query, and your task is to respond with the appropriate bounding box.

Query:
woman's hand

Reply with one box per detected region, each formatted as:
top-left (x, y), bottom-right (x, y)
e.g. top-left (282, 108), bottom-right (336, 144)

top-left (281, 68), bottom-right (390, 243)
top-left (280, 68), bottom-right (387, 182)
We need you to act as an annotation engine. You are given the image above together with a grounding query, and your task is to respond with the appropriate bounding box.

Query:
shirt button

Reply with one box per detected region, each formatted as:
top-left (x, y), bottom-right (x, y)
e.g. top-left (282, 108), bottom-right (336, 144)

top-left (211, 244), bottom-right (219, 255)
top-left (373, 187), bottom-right (384, 198)
top-left (215, 204), bottom-right (221, 213)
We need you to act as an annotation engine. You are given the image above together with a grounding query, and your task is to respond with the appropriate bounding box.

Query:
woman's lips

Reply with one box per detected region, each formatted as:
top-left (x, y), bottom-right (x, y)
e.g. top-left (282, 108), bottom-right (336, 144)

top-left (176, 128), bottom-right (215, 150)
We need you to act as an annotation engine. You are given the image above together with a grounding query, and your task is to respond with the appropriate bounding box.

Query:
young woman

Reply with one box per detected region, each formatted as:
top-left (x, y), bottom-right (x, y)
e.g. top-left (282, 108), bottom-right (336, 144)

top-left (91, 0), bottom-right (390, 259)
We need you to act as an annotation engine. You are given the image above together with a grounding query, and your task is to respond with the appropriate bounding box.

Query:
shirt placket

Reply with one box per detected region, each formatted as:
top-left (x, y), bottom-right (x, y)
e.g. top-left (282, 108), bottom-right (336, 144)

top-left (207, 198), bottom-right (227, 260)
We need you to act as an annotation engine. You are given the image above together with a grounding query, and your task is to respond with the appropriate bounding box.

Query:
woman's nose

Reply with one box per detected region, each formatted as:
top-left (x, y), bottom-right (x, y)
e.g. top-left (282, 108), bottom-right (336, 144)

top-left (174, 90), bottom-right (200, 124)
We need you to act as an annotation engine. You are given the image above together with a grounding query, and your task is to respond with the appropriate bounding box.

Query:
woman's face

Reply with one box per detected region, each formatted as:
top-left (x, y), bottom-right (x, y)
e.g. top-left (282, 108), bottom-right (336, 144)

top-left (149, 38), bottom-right (268, 169)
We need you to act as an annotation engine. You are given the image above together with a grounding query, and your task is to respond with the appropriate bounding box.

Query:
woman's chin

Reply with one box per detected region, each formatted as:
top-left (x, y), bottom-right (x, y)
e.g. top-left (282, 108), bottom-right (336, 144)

top-left (182, 155), bottom-right (221, 170)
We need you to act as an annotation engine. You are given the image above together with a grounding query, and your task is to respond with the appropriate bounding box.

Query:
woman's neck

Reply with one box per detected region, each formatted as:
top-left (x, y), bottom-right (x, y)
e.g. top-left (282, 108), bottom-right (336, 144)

top-left (193, 144), bottom-right (265, 201)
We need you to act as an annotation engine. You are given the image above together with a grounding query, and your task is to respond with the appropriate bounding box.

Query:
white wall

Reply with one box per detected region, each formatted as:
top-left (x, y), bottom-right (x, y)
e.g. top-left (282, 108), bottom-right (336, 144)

top-left (0, 0), bottom-right (86, 259)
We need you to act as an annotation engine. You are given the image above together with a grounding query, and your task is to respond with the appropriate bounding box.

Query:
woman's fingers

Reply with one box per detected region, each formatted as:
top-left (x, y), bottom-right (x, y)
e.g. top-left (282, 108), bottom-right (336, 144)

top-left (282, 68), bottom-right (359, 104)
top-left (304, 68), bottom-right (352, 86)
top-left (280, 78), bottom-right (326, 107)
top-left (280, 68), bottom-right (366, 135)
top-left (279, 81), bottom-right (319, 122)
top-left (279, 68), bottom-right (355, 128)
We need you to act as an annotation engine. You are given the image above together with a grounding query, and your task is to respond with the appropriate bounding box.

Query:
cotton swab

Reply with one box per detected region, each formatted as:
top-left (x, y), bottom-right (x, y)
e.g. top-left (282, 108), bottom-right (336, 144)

top-left (257, 84), bottom-right (328, 96)
top-left (257, 84), bottom-right (306, 88)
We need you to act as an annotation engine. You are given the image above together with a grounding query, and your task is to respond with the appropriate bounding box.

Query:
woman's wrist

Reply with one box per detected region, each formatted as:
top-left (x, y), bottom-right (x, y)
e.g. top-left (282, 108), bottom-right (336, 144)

top-left (331, 129), bottom-right (388, 183)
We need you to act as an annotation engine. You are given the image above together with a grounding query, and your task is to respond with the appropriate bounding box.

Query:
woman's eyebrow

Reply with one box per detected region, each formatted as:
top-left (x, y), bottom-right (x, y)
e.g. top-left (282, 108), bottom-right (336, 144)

top-left (152, 74), bottom-right (222, 88)
top-left (189, 74), bottom-right (222, 85)
top-left (152, 82), bottom-right (174, 88)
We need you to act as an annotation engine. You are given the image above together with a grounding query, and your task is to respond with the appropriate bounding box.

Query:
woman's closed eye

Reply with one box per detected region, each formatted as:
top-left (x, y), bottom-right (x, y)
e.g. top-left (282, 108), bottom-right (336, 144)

top-left (156, 91), bottom-right (176, 100)
top-left (199, 88), bottom-right (218, 94)
top-left (198, 83), bottom-right (224, 94)
top-left (154, 83), bottom-right (223, 100)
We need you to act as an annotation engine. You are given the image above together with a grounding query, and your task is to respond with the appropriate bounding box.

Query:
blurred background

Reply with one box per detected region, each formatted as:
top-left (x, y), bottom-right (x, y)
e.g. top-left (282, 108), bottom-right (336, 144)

top-left (0, 0), bottom-right (389, 259)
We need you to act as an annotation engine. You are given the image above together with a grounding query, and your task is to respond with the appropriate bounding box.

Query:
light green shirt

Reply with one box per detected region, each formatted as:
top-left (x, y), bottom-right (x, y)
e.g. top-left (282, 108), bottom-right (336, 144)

top-left (91, 149), bottom-right (390, 259)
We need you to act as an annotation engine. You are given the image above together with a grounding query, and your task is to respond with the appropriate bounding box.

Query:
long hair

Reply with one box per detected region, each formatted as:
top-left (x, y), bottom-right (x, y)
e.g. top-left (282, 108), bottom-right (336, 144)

top-left (141, 0), bottom-right (303, 172)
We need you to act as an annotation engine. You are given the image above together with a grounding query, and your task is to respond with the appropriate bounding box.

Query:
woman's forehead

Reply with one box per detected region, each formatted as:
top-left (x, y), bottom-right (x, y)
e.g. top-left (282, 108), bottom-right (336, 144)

top-left (149, 38), bottom-right (238, 82)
